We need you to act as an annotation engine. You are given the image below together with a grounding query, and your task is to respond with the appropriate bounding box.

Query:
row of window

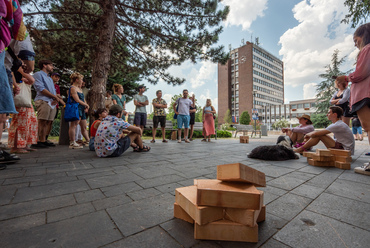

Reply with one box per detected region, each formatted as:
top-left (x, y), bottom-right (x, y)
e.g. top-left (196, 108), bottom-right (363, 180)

top-left (253, 63), bottom-right (283, 80)
top-left (253, 70), bottom-right (283, 85)
top-left (253, 55), bottom-right (283, 73)
top-left (253, 48), bottom-right (282, 66)
top-left (231, 52), bottom-right (239, 59)
top-left (253, 85), bottom-right (283, 98)
top-left (253, 77), bottom-right (283, 91)
top-left (256, 93), bottom-right (284, 104)
top-left (231, 58), bottom-right (238, 65)
top-left (231, 65), bottom-right (239, 71)
top-left (291, 103), bottom-right (316, 109)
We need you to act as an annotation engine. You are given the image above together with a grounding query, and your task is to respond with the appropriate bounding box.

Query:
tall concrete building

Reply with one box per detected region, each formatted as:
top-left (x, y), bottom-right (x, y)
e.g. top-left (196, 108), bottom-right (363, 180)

top-left (218, 41), bottom-right (284, 125)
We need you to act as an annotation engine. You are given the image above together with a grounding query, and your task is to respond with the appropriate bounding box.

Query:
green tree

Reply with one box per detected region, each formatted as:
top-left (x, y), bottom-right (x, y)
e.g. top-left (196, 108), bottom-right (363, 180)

top-left (342, 0), bottom-right (370, 28)
top-left (223, 109), bottom-right (232, 124)
top-left (311, 113), bottom-right (331, 128)
top-left (22, 0), bottom-right (230, 112)
top-left (315, 49), bottom-right (352, 114)
top-left (239, 111), bottom-right (251, 125)
top-left (272, 119), bottom-right (289, 130)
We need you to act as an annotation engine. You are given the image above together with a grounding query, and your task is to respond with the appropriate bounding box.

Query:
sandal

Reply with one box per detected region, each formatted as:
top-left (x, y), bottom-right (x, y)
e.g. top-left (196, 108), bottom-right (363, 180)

top-left (10, 149), bottom-right (29, 154)
top-left (139, 145), bottom-right (151, 152)
top-left (201, 139), bottom-right (207, 142)
top-left (150, 139), bottom-right (155, 143)
top-left (25, 147), bottom-right (37, 152)
top-left (132, 144), bottom-right (140, 152)
top-left (162, 139), bottom-right (168, 143)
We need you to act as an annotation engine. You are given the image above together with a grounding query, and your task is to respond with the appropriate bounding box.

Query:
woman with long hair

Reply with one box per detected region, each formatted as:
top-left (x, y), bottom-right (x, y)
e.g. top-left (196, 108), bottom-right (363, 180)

top-left (330, 76), bottom-right (352, 126)
top-left (112, 84), bottom-right (126, 109)
top-left (202, 99), bottom-right (216, 142)
top-left (68, 72), bottom-right (89, 149)
top-left (343, 23), bottom-right (370, 175)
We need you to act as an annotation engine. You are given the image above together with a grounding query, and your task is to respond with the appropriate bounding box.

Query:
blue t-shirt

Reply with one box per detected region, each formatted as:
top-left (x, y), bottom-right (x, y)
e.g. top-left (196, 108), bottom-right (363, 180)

top-left (33, 71), bottom-right (56, 102)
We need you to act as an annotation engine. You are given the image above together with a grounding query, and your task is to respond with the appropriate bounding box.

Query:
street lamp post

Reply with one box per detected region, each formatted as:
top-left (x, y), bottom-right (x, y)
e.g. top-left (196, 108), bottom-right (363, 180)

top-left (252, 90), bottom-right (257, 137)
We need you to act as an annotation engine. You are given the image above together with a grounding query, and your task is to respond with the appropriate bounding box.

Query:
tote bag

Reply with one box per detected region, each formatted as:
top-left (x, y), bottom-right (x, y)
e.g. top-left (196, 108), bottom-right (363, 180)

top-left (64, 88), bottom-right (80, 122)
top-left (14, 83), bottom-right (32, 108)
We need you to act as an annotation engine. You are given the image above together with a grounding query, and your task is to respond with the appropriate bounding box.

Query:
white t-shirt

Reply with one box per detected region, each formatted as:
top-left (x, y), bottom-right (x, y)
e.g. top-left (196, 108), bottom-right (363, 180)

top-left (326, 120), bottom-right (355, 155)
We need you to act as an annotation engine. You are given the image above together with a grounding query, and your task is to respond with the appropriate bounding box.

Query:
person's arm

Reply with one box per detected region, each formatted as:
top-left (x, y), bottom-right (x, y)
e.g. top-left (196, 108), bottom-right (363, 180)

top-left (202, 107), bottom-right (205, 121)
top-left (173, 101), bottom-right (178, 114)
top-left (126, 125), bottom-right (142, 136)
top-left (71, 87), bottom-right (89, 107)
top-left (17, 66), bottom-right (35, 85)
top-left (142, 96), bottom-right (149, 106)
top-left (330, 91), bottom-right (339, 105)
top-left (93, 120), bottom-right (101, 129)
top-left (305, 129), bottom-right (330, 139)
top-left (337, 88), bottom-right (350, 104)
top-left (211, 106), bottom-right (216, 114)
top-left (291, 125), bottom-right (315, 134)
top-left (348, 45), bottom-right (370, 83)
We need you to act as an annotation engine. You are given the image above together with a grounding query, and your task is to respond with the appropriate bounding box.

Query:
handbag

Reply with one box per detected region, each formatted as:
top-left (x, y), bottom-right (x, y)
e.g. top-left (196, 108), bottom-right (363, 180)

top-left (14, 83), bottom-right (32, 108)
top-left (64, 88), bottom-right (80, 122)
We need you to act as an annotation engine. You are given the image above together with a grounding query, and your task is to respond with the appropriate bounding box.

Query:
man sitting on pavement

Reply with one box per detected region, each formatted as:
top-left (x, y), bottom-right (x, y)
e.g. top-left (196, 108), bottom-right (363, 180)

top-left (94, 105), bottom-right (150, 158)
top-left (293, 106), bottom-right (355, 155)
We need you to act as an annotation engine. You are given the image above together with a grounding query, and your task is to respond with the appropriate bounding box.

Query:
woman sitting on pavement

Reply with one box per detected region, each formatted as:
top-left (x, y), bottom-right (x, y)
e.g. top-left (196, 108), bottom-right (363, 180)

top-left (201, 99), bottom-right (216, 142)
top-left (89, 108), bottom-right (108, 151)
top-left (330, 76), bottom-right (352, 126)
top-left (282, 114), bottom-right (314, 148)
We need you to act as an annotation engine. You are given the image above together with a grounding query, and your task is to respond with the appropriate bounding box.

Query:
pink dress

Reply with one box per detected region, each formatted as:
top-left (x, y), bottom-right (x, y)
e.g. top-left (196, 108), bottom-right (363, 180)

top-left (203, 106), bottom-right (215, 136)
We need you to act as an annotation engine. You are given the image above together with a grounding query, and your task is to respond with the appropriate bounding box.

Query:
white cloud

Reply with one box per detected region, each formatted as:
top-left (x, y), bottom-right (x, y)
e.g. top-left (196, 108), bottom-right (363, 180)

top-left (303, 83), bottom-right (317, 99)
top-left (279, 0), bottom-right (357, 88)
top-left (190, 61), bottom-right (217, 89)
top-left (223, 0), bottom-right (268, 30)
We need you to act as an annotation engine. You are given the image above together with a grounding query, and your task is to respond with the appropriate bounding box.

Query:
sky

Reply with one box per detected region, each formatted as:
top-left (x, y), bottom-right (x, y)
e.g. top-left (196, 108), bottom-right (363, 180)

top-left (126, 0), bottom-right (360, 114)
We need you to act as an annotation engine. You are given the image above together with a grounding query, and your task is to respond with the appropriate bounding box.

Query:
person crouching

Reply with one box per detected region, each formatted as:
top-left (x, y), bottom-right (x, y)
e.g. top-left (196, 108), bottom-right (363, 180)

top-left (94, 105), bottom-right (150, 158)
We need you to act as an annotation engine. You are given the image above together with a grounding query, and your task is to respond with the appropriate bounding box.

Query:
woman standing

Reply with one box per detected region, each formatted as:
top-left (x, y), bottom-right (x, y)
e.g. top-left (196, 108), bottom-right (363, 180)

top-left (343, 23), bottom-right (370, 175)
top-left (189, 94), bottom-right (197, 141)
top-left (202, 99), bottom-right (216, 142)
top-left (112, 84), bottom-right (126, 109)
top-left (330, 76), bottom-right (352, 125)
top-left (68, 72), bottom-right (89, 149)
top-left (8, 75), bottom-right (38, 153)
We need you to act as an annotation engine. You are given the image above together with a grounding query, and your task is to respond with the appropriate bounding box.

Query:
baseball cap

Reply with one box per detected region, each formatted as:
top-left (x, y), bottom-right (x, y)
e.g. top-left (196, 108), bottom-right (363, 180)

top-left (51, 72), bottom-right (61, 77)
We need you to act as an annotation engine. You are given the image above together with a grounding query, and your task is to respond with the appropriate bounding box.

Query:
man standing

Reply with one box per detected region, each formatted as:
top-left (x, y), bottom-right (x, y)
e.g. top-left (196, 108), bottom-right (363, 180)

top-left (151, 90), bottom-right (168, 143)
top-left (133, 85), bottom-right (148, 131)
top-left (32, 60), bottom-right (61, 148)
top-left (95, 105), bottom-right (150, 158)
top-left (293, 106), bottom-right (355, 155)
top-left (173, 89), bottom-right (193, 143)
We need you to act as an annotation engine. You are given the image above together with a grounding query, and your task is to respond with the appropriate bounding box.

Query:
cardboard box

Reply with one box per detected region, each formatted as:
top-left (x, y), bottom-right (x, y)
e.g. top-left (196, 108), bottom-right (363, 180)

top-left (194, 220), bottom-right (258, 242)
top-left (174, 203), bottom-right (194, 224)
top-left (175, 186), bottom-right (224, 225)
top-left (328, 148), bottom-right (351, 157)
top-left (224, 191), bottom-right (264, 226)
top-left (196, 179), bottom-right (262, 209)
top-left (217, 163), bottom-right (266, 187)
top-left (335, 161), bottom-right (351, 170)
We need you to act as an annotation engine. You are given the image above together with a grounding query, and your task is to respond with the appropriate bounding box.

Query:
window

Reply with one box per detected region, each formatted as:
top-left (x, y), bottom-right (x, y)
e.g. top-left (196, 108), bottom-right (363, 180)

top-left (291, 104), bottom-right (297, 109)
top-left (311, 102), bottom-right (316, 107)
top-left (235, 65), bottom-right (238, 71)
top-left (231, 66), bottom-right (234, 71)
top-left (231, 53), bottom-right (235, 59)
top-left (236, 71), bottom-right (239, 77)
top-left (304, 103), bottom-right (310, 108)
top-left (236, 97), bottom-right (239, 103)
top-left (235, 59), bottom-right (238, 64)
top-left (235, 52), bottom-right (238, 58)
top-left (298, 104), bottom-right (303, 109)
top-left (236, 84), bottom-right (239, 90)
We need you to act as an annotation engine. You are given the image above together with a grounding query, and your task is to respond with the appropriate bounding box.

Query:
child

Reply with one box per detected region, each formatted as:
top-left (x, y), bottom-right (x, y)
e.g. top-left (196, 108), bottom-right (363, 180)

top-left (89, 108), bottom-right (108, 151)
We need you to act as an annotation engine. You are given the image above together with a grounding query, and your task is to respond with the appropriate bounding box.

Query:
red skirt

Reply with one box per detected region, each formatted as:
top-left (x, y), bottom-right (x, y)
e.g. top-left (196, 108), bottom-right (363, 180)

top-left (8, 107), bottom-right (38, 148)
top-left (203, 113), bottom-right (215, 136)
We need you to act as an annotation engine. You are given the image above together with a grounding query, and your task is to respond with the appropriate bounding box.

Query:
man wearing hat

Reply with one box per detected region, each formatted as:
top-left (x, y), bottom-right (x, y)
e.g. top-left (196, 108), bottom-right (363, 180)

top-left (94, 105), bottom-right (150, 158)
top-left (282, 114), bottom-right (314, 147)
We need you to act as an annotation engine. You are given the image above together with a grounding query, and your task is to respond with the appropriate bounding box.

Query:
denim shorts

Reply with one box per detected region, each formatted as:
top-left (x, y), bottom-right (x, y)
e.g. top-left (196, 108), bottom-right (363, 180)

top-left (177, 114), bottom-right (190, 129)
top-left (352, 126), bottom-right (362, 135)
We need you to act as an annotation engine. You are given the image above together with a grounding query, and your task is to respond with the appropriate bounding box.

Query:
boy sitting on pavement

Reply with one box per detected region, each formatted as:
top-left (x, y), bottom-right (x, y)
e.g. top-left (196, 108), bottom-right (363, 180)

top-left (293, 106), bottom-right (355, 155)
top-left (94, 105), bottom-right (150, 158)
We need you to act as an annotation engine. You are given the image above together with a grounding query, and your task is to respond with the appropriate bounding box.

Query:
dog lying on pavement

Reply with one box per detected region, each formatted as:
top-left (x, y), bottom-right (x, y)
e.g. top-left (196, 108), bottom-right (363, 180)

top-left (247, 136), bottom-right (300, 161)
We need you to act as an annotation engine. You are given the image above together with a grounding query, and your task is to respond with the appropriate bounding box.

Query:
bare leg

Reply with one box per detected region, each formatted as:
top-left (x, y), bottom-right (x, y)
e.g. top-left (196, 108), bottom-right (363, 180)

top-left (69, 120), bottom-right (80, 142)
top-left (45, 121), bottom-right (53, 139)
top-left (189, 124), bottom-right (194, 139)
top-left (184, 128), bottom-right (189, 140)
top-left (128, 132), bottom-right (143, 148)
top-left (38, 120), bottom-right (49, 142)
top-left (299, 135), bottom-right (336, 151)
top-left (342, 117), bottom-right (350, 126)
top-left (152, 127), bottom-right (157, 141)
top-left (161, 126), bottom-right (166, 140)
top-left (178, 128), bottom-right (182, 140)
top-left (356, 106), bottom-right (370, 145)
top-left (79, 119), bottom-right (90, 142)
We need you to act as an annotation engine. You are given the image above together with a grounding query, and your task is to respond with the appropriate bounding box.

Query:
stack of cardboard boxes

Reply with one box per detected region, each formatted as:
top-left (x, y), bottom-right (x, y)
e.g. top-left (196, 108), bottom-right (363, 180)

top-left (303, 148), bottom-right (352, 170)
top-left (174, 163), bottom-right (266, 242)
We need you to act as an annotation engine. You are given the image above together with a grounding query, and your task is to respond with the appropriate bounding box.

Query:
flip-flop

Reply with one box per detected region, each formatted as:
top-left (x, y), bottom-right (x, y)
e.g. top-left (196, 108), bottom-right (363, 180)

top-left (201, 139), bottom-right (207, 142)
top-left (162, 140), bottom-right (168, 143)
top-left (150, 140), bottom-right (155, 143)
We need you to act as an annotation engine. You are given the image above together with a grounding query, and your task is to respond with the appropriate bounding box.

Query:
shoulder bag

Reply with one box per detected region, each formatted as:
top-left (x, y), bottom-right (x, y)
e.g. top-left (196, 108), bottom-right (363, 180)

top-left (64, 87), bottom-right (80, 122)
top-left (14, 83), bottom-right (32, 108)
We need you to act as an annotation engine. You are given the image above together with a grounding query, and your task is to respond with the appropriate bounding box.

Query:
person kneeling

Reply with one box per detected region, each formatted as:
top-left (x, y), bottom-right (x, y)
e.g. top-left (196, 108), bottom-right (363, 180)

top-left (94, 105), bottom-right (150, 158)
top-left (293, 106), bottom-right (354, 155)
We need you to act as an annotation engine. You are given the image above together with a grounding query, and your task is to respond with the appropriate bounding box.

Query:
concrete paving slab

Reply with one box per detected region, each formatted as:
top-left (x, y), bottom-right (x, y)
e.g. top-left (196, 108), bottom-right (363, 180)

top-left (92, 194), bottom-right (133, 211)
top-left (47, 202), bottom-right (96, 223)
top-left (268, 176), bottom-right (306, 191)
top-left (325, 179), bottom-right (370, 204)
top-left (86, 172), bottom-right (142, 189)
top-left (274, 210), bottom-right (370, 248)
top-left (290, 184), bottom-right (325, 199)
top-left (0, 212), bottom-right (45, 234)
top-left (101, 181), bottom-right (143, 197)
top-left (160, 218), bottom-right (199, 248)
top-left (74, 189), bottom-right (106, 203)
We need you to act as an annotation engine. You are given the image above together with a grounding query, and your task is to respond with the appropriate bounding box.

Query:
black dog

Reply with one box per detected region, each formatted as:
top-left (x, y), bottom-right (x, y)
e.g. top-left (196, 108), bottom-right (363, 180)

top-left (247, 136), bottom-right (300, 161)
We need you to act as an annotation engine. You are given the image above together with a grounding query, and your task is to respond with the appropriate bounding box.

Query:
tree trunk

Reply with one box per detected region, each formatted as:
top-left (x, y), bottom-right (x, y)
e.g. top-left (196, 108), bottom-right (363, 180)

top-left (88, 0), bottom-right (116, 112)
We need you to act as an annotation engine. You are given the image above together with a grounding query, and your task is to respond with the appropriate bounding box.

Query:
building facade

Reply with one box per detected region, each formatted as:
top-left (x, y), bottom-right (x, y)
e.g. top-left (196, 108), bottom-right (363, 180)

top-left (218, 42), bottom-right (284, 125)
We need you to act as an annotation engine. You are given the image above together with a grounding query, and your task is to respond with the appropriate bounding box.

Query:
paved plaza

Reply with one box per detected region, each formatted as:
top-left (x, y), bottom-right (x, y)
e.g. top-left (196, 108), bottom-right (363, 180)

top-left (0, 135), bottom-right (369, 247)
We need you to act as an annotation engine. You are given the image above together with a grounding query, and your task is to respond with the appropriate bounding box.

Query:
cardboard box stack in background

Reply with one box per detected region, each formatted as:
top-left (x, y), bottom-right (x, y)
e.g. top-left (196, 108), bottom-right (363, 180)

top-left (174, 163), bottom-right (266, 242)
top-left (303, 148), bottom-right (352, 170)
top-left (240, 136), bottom-right (249, 143)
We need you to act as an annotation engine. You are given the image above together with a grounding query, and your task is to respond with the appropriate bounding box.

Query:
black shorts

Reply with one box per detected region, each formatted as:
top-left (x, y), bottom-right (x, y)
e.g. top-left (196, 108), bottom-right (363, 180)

top-left (350, 98), bottom-right (370, 114)
top-left (153, 116), bottom-right (166, 128)
top-left (190, 113), bottom-right (195, 125)
top-left (109, 136), bottom-right (131, 157)
top-left (134, 112), bottom-right (147, 126)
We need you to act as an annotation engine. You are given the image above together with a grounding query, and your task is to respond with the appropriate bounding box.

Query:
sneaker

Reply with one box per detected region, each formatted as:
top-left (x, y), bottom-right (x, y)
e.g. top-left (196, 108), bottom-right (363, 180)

top-left (354, 163), bottom-right (370, 176)
top-left (69, 142), bottom-right (83, 149)
top-left (0, 150), bottom-right (20, 163)
top-left (44, 140), bottom-right (56, 147)
top-left (31, 142), bottom-right (49, 149)
top-left (178, 140), bottom-right (182, 143)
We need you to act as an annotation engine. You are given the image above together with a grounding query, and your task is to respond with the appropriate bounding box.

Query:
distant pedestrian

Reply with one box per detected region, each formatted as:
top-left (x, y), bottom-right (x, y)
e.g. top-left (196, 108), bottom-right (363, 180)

top-left (173, 89), bottom-right (193, 143)
top-left (202, 99), bottom-right (216, 142)
top-left (89, 108), bottom-right (108, 151)
top-left (95, 105), bottom-right (150, 158)
top-left (189, 94), bottom-right (197, 141)
top-left (351, 116), bottom-right (363, 141)
top-left (67, 72), bottom-right (90, 149)
top-left (341, 23), bottom-right (370, 175)
top-left (151, 90), bottom-right (168, 143)
top-left (330, 76), bottom-right (352, 125)
top-left (133, 85), bottom-right (148, 131)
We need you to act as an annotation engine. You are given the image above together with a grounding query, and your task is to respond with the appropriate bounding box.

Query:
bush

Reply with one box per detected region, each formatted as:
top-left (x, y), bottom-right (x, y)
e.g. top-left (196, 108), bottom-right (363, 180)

top-left (216, 130), bottom-right (232, 138)
top-left (240, 111), bottom-right (251, 125)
